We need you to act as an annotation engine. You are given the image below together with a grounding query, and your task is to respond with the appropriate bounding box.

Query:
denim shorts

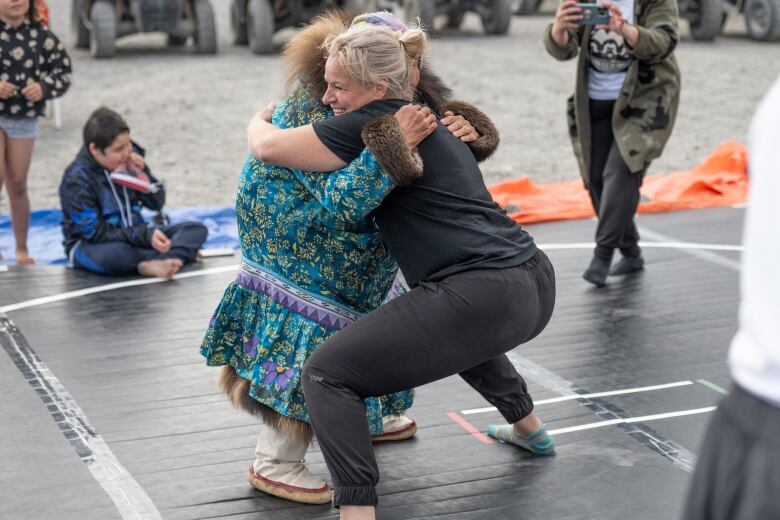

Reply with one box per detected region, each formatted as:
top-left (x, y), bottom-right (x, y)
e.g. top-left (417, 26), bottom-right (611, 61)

top-left (0, 115), bottom-right (38, 139)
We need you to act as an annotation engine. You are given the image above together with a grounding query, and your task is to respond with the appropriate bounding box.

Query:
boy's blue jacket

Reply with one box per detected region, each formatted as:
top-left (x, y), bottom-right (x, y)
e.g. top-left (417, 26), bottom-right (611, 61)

top-left (59, 142), bottom-right (166, 255)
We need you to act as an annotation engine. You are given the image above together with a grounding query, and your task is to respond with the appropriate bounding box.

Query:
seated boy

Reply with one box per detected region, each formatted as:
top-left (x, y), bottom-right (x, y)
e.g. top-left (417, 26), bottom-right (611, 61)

top-left (59, 107), bottom-right (207, 278)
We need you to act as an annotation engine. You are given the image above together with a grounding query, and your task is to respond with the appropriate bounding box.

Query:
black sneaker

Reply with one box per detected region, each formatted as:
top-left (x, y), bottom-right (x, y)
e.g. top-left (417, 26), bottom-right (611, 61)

top-left (609, 256), bottom-right (644, 276)
top-left (583, 256), bottom-right (611, 287)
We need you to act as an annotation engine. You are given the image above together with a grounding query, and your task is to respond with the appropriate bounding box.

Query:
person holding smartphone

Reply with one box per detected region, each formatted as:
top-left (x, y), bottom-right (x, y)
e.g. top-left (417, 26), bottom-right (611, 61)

top-left (544, 0), bottom-right (681, 286)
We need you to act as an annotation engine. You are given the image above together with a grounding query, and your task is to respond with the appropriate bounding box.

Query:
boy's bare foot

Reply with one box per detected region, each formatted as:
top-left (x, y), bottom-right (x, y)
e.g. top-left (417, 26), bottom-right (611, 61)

top-left (138, 258), bottom-right (183, 279)
top-left (15, 250), bottom-right (35, 265)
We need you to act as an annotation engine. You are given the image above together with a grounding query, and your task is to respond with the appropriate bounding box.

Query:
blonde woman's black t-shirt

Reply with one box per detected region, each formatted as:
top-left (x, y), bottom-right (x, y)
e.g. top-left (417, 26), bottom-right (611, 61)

top-left (313, 99), bottom-right (537, 288)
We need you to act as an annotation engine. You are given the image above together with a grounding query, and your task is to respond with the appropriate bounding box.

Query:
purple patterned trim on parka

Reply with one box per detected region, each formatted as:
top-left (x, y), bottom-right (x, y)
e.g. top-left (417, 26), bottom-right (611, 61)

top-left (236, 259), bottom-right (363, 331)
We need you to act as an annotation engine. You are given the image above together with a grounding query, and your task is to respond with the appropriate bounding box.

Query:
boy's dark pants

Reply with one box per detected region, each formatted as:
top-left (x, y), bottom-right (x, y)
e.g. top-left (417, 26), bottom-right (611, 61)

top-left (71, 222), bottom-right (208, 276)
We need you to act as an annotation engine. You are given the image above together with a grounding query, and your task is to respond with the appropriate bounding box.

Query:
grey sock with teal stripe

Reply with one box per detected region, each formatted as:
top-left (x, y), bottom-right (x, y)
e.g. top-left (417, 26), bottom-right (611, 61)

top-left (486, 423), bottom-right (556, 455)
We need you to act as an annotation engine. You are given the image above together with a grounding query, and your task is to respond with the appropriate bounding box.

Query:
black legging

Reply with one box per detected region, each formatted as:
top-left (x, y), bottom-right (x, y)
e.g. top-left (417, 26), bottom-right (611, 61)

top-left (588, 98), bottom-right (643, 260)
top-left (302, 250), bottom-right (556, 507)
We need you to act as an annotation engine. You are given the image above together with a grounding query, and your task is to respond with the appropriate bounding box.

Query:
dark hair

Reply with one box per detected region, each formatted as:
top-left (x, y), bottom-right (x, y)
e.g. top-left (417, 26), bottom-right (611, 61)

top-left (28, 0), bottom-right (44, 25)
top-left (83, 107), bottom-right (130, 151)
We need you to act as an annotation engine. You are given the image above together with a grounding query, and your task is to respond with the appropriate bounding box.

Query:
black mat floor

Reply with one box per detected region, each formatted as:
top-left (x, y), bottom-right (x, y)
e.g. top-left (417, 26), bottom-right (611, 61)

top-left (0, 207), bottom-right (743, 520)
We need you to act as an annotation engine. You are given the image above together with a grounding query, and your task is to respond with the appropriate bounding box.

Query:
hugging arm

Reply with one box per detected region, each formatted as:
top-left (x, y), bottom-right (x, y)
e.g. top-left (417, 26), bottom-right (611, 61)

top-left (293, 149), bottom-right (397, 223)
top-left (247, 108), bottom-right (348, 172)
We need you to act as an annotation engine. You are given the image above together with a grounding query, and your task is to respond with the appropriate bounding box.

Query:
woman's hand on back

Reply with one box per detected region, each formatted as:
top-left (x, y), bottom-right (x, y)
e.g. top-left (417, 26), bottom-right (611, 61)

top-left (394, 104), bottom-right (437, 149)
top-left (441, 111), bottom-right (479, 142)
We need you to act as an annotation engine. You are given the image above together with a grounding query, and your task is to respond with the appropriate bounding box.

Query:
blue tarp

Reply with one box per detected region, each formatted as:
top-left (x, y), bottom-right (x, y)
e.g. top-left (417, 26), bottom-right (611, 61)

top-left (0, 207), bottom-right (239, 264)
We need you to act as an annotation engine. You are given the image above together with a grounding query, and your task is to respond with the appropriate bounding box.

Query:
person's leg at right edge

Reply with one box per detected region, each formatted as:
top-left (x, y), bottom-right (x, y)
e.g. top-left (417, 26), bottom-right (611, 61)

top-left (302, 252), bottom-right (555, 518)
top-left (682, 385), bottom-right (780, 520)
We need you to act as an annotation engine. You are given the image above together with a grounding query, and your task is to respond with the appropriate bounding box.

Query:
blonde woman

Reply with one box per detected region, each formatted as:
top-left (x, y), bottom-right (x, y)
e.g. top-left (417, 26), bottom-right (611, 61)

top-left (247, 22), bottom-right (555, 518)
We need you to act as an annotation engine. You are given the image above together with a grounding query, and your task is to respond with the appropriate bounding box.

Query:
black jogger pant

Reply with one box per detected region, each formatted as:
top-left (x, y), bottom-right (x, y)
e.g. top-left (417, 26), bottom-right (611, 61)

top-left (71, 222), bottom-right (208, 276)
top-left (302, 250), bottom-right (556, 507)
top-left (588, 99), bottom-right (643, 261)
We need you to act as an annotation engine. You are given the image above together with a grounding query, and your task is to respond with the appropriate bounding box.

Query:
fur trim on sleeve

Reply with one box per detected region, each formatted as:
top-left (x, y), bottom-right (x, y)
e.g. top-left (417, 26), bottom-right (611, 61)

top-left (440, 100), bottom-right (500, 162)
top-left (361, 115), bottom-right (424, 187)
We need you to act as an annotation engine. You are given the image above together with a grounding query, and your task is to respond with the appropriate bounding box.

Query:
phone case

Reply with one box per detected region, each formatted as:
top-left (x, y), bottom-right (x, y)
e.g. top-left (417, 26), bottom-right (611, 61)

top-left (577, 3), bottom-right (611, 25)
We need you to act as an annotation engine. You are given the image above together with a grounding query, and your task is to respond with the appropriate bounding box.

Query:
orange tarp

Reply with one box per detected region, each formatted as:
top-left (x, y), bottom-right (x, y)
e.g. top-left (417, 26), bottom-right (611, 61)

top-left (488, 141), bottom-right (749, 225)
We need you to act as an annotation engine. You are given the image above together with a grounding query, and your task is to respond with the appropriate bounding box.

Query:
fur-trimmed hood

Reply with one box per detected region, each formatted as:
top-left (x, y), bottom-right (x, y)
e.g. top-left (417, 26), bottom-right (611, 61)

top-left (282, 10), bottom-right (351, 101)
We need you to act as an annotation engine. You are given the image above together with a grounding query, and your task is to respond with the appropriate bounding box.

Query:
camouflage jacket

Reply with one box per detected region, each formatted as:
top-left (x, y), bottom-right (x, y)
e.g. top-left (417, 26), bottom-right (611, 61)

top-left (543, 0), bottom-right (681, 184)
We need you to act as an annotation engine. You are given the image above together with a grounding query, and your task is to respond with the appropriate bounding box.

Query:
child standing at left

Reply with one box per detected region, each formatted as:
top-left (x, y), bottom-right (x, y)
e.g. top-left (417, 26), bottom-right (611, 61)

top-left (0, 0), bottom-right (71, 264)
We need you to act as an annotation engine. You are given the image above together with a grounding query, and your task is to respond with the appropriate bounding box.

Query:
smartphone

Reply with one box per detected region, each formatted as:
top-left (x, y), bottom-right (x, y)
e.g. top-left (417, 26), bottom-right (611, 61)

top-left (576, 3), bottom-right (611, 25)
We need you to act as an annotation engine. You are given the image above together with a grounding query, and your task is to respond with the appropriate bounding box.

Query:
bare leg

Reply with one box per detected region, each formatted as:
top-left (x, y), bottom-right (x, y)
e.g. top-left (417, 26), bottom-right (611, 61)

top-left (340, 506), bottom-right (376, 520)
top-left (0, 130), bottom-right (5, 261)
top-left (5, 136), bottom-right (35, 264)
top-left (513, 410), bottom-right (543, 436)
top-left (137, 258), bottom-right (183, 279)
top-left (487, 409), bottom-right (555, 455)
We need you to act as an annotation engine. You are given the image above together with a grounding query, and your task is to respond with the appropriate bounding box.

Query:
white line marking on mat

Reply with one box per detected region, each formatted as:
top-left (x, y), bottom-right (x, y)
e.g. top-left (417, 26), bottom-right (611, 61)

top-left (0, 315), bottom-right (163, 520)
top-left (547, 407), bottom-right (717, 436)
top-left (461, 380), bottom-right (694, 415)
top-left (0, 264), bottom-right (238, 314)
top-left (0, 235), bottom-right (741, 315)
top-left (505, 352), bottom-right (698, 471)
top-left (637, 227), bottom-right (741, 271)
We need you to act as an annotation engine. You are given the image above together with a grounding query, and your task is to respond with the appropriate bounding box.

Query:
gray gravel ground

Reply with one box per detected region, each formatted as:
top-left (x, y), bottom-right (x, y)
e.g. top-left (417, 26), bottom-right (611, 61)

top-left (15, 0), bottom-right (780, 210)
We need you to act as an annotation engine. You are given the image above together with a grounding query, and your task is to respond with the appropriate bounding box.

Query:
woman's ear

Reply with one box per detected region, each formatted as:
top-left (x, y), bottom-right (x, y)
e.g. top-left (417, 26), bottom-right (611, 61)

top-left (374, 77), bottom-right (390, 99)
top-left (411, 66), bottom-right (421, 90)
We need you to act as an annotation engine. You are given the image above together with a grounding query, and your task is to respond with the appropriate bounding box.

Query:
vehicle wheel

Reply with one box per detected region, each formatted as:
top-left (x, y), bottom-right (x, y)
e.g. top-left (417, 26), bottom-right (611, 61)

top-left (689, 0), bottom-right (722, 40)
top-left (478, 0), bottom-right (512, 34)
top-left (89, 0), bottom-right (116, 58)
top-left (512, 0), bottom-right (543, 15)
top-left (167, 34), bottom-right (188, 46)
top-left (247, 0), bottom-right (275, 54)
top-left (404, 0), bottom-right (436, 33)
top-left (447, 8), bottom-right (465, 28)
top-left (744, 0), bottom-right (780, 40)
top-left (193, 0), bottom-right (217, 53)
top-left (72, 0), bottom-right (90, 48)
top-left (231, 0), bottom-right (248, 45)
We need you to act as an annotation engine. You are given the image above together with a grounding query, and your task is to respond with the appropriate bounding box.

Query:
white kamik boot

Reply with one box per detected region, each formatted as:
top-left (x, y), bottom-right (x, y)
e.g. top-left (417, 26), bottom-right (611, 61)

top-left (371, 414), bottom-right (417, 442)
top-left (248, 422), bottom-right (331, 504)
